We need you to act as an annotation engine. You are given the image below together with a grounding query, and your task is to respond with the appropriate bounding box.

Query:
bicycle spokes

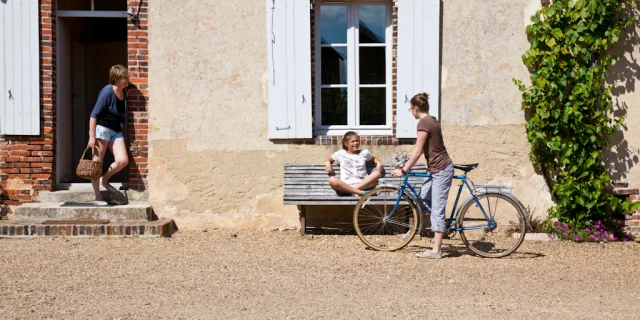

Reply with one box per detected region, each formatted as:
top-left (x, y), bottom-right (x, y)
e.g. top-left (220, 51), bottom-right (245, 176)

top-left (458, 193), bottom-right (526, 258)
top-left (353, 187), bottom-right (420, 251)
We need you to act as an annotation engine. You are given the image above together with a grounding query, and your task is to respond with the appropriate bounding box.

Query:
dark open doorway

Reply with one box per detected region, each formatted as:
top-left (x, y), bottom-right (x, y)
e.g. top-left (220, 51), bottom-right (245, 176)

top-left (56, 17), bottom-right (128, 185)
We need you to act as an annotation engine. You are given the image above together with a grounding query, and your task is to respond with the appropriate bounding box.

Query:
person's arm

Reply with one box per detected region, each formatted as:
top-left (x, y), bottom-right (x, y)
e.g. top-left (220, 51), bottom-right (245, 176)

top-left (370, 156), bottom-right (384, 173)
top-left (391, 131), bottom-right (428, 177)
top-left (87, 91), bottom-right (108, 149)
top-left (87, 118), bottom-right (98, 149)
top-left (324, 155), bottom-right (336, 175)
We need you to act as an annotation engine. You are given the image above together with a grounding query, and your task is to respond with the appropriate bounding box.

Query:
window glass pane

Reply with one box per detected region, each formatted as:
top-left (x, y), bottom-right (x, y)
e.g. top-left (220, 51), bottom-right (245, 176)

top-left (360, 88), bottom-right (386, 125)
top-left (58, 0), bottom-right (91, 11)
top-left (359, 47), bottom-right (386, 84)
top-left (321, 6), bottom-right (348, 44)
top-left (359, 5), bottom-right (386, 44)
top-left (94, 0), bottom-right (127, 11)
top-left (321, 47), bottom-right (348, 85)
top-left (321, 88), bottom-right (348, 125)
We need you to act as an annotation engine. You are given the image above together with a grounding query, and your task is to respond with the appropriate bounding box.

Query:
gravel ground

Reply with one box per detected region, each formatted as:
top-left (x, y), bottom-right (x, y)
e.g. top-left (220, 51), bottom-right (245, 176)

top-left (1, 230), bottom-right (639, 319)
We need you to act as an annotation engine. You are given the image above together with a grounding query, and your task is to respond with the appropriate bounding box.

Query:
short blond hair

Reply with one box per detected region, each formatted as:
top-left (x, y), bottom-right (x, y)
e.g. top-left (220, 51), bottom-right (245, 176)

top-left (109, 65), bottom-right (128, 84)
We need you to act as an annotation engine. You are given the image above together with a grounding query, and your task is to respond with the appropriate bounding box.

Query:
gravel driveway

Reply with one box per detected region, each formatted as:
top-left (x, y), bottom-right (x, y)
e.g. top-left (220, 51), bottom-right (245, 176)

top-left (1, 230), bottom-right (639, 319)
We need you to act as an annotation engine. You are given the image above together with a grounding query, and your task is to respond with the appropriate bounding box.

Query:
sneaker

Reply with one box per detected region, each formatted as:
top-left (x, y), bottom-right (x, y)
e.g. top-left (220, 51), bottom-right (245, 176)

top-left (401, 229), bottom-right (413, 241)
top-left (93, 200), bottom-right (108, 206)
top-left (415, 251), bottom-right (442, 259)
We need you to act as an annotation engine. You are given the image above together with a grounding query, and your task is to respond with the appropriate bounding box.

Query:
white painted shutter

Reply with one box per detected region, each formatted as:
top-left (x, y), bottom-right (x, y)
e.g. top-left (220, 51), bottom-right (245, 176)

top-left (0, 0), bottom-right (40, 135)
top-left (266, 0), bottom-right (312, 139)
top-left (396, 0), bottom-right (440, 138)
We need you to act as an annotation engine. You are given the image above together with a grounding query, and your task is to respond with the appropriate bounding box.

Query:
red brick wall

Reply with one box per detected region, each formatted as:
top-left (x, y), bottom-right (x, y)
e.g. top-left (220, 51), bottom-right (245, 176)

top-left (0, 0), bottom-right (150, 207)
top-left (127, 0), bottom-right (150, 191)
top-left (0, 0), bottom-right (57, 205)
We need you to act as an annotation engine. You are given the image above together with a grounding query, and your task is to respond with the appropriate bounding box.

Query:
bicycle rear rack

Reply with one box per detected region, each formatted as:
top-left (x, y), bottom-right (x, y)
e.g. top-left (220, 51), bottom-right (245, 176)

top-left (473, 185), bottom-right (513, 193)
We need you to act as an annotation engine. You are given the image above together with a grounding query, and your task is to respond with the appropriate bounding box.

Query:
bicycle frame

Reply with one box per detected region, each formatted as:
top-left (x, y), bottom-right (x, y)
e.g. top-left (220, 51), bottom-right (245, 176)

top-left (385, 172), bottom-right (497, 232)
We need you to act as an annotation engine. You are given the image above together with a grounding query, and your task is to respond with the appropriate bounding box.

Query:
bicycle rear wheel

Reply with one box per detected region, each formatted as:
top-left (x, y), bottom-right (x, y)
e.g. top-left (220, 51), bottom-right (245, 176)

top-left (353, 187), bottom-right (420, 251)
top-left (457, 192), bottom-right (526, 258)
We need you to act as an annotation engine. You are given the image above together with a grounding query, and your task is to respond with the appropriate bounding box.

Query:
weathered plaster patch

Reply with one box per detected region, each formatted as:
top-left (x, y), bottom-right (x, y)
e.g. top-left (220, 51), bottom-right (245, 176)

top-left (6, 178), bottom-right (32, 192)
top-left (524, 0), bottom-right (543, 27)
top-left (441, 1), bottom-right (529, 125)
top-left (147, 157), bottom-right (190, 206)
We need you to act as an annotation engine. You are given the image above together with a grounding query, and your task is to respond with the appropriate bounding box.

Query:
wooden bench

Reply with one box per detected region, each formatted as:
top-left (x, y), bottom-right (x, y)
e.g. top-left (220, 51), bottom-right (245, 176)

top-left (284, 164), bottom-right (429, 235)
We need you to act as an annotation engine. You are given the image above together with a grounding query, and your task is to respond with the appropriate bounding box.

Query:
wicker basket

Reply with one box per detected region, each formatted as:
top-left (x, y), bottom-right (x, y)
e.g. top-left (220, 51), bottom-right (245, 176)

top-left (76, 147), bottom-right (102, 180)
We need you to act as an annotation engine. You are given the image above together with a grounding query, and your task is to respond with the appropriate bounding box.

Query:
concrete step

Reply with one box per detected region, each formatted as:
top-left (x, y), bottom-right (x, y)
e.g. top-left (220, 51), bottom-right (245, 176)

top-left (14, 202), bottom-right (153, 221)
top-left (38, 187), bottom-right (147, 203)
top-left (37, 190), bottom-right (130, 204)
top-left (0, 219), bottom-right (174, 237)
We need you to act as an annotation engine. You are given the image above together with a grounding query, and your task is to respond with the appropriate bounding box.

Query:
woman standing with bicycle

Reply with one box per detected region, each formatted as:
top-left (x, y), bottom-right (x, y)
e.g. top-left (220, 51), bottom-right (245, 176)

top-left (391, 93), bottom-right (453, 259)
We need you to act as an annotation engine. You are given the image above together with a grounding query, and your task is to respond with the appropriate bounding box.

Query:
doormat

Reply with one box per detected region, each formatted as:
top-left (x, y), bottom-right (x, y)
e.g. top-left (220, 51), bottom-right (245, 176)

top-left (42, 219), bottom-right (111, 225)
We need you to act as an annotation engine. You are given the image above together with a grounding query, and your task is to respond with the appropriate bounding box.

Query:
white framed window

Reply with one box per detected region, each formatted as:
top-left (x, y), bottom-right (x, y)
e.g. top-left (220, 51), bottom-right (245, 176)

top-left (314, 0), bottom-right (393, 136)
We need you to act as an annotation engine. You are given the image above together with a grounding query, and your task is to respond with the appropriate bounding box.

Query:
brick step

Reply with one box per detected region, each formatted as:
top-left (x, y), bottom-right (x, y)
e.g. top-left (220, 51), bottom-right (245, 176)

top-left (0, 219), bottom-right (174, 237)
top-left (15, 202), bottom-right (153, 221)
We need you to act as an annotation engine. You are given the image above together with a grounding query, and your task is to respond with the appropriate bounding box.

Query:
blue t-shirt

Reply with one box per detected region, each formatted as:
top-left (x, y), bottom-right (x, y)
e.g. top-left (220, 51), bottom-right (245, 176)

top-left (90, 85), bottom-right (126, 132)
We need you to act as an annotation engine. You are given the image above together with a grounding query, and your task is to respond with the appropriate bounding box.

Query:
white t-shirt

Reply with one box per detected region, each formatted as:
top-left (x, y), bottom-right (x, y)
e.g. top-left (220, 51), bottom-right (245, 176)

top-left (332, 149), bottom-right (372, 186)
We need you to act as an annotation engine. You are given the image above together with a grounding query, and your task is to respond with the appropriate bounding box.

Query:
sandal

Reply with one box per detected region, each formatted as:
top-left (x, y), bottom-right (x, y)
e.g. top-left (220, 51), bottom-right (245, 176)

top-left (99, 178), bottom-right (118, 191)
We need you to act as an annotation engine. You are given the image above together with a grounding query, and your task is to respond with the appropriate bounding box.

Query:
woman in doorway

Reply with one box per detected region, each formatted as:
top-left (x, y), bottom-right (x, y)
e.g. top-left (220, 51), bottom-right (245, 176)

top-left (87, 64), bottom-right (129, 206)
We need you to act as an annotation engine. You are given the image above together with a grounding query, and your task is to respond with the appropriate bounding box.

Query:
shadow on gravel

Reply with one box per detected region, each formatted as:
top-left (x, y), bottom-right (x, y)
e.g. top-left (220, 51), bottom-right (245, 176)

top-left (303, 229), bottom-right (546, 259)
top-left (303, 228), bottom-right (357, 235)
top-left (404, 244), bottom-right (546, 259)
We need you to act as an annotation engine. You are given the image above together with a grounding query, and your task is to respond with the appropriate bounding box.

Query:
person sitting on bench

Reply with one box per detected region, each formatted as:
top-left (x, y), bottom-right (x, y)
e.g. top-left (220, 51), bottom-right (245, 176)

top-left (324, 131), bottom-right (384, 196)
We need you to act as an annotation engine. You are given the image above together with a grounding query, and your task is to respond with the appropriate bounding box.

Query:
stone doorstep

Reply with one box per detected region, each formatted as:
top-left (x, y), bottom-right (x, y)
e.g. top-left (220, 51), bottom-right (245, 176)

top-left (0, 219), bottom-right (174, 237)
top-left (14, 202), bottom-right (153, 221)
top-left (37, 189), bottom-right (148, 203)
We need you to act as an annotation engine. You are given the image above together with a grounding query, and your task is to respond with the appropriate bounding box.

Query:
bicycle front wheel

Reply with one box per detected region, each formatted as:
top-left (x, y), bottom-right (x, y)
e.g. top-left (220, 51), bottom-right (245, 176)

top-left (457, 193), bottom-right (526, 258)
top-left (353, 187), bottom-right (420, 251)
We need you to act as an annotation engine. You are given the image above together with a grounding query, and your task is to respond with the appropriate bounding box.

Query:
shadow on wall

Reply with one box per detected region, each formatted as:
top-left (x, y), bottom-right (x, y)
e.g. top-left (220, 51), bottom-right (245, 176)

top-left (0, 185), bottom-right (7, 219)
top-left (127, 82), bottom-right (148, 192)
top-left (604, 2), bottom-right (640, 183)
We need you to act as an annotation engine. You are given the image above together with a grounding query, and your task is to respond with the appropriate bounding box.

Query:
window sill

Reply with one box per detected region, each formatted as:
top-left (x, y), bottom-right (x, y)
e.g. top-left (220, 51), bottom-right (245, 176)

top-left (314, 128), bottom-right (393, 136)
top-left (271, 135), bottom-right (415, 146)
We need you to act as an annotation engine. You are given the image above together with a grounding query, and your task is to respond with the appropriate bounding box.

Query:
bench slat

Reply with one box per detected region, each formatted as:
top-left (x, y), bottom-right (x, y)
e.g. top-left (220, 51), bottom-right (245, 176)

top-left (283, 164), bottom-right (428, 205)
top-left (283, 184), bottom-right (422, 189)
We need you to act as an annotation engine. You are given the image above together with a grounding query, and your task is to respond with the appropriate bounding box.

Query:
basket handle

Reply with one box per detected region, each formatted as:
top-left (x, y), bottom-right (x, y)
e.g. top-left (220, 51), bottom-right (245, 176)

top-left (81, 146), bottom-right (100, 160)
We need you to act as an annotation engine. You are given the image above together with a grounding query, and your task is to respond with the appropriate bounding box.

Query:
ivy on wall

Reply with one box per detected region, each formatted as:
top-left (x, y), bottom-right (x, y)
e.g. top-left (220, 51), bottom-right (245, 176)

top-left (514, 0), bottom-right (638, 228)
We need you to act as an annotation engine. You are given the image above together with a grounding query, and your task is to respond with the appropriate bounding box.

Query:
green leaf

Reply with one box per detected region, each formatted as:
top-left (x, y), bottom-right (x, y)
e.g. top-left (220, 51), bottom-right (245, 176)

top-left (552, 28), bottom-right (564, 39)
top-left (546, 38), bottom-right (557, 48)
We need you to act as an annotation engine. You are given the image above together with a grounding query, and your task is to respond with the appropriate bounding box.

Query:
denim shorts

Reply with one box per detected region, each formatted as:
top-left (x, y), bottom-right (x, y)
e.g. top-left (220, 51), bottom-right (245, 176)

top-left (94, 125), bottom-right (124, 142)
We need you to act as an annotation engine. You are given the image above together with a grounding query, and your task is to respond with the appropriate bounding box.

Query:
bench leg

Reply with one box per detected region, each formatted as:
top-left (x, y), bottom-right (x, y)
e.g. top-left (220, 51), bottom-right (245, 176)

top-left (299, 205), bottom-right (306, 236)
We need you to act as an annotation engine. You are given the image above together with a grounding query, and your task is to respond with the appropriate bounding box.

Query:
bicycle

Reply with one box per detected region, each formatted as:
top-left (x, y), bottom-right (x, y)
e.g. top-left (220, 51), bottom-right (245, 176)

top-left (353, 157), bottom-right (527, 258)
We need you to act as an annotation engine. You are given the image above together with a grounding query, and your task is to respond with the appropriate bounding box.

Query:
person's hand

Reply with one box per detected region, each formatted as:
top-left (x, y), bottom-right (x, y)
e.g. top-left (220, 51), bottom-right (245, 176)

top-left (391, 168), bottom-right (404, 177)
top-left (87, 137), bottom-right (96, 150)
top-left (325, 162), bottom-right (335, 175)
top-left (377, 165), bottom-right (385, 174)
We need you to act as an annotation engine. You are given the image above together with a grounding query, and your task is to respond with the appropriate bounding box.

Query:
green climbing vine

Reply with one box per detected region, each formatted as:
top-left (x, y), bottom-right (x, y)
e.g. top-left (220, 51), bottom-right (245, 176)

top-left (514, 0), bottom-right (638, 229)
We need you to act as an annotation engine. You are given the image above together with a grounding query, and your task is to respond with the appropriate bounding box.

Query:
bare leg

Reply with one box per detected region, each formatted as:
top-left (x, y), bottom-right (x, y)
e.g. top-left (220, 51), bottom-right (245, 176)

top-left (328, 177), bottom-right (366, 196)
top-left (353, 170), bottom-right (381, 190)
top-left (91, 139), bottom-right (109, 201)
top-left (101, 139), bottom-right (129, 189)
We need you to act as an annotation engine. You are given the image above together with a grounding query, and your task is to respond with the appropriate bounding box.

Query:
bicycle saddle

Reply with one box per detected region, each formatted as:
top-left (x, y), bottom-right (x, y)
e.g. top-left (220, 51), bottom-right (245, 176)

top-left (453, 163), bottom-right (479, 172)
